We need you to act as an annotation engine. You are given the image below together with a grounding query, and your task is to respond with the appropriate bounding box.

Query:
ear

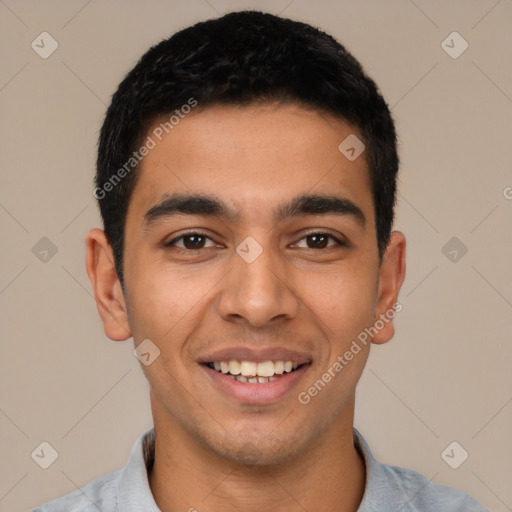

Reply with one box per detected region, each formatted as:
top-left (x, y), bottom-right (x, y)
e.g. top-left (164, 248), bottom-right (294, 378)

top-left (85, 228), bottom-right (132, 341)
top-left (371, 231), bottom-right (406, 345)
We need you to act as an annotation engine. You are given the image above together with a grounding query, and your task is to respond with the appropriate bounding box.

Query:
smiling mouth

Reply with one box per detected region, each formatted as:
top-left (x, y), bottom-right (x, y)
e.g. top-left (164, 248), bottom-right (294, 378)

top-left (204, 360), bottom-right (307, 384)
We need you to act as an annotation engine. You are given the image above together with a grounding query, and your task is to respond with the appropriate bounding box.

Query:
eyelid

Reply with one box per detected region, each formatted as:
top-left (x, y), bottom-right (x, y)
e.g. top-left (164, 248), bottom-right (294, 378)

top-left (293, 228), bottom-right (348, 247)
top-left (164, 229), bottom-right (217, 248)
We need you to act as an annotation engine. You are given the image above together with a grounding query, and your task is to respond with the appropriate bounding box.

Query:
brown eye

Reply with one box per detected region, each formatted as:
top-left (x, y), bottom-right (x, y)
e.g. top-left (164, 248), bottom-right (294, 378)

top-left (165, 232), bottom-right (215, 250)
top-left (307, 234), bottom-right (330, 249)
top-left (182, 234), bottom-right (207, 249)
top-left (295, 232), bottom-right (346, 250)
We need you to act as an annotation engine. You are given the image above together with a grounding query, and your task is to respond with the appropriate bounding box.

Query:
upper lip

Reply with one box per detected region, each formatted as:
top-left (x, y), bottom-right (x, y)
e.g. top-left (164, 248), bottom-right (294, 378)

top-left (197, 347), bottom-right (312, 365)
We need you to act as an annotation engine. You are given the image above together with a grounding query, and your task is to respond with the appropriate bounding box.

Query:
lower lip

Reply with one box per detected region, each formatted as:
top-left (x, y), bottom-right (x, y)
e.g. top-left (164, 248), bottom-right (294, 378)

top-left (201, 364), bottom-right (311, 404)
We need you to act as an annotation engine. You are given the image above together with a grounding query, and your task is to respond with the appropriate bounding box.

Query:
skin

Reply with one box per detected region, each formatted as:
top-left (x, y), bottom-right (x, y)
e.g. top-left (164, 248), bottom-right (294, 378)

top-left (86, 103), bottom-right (406, 511)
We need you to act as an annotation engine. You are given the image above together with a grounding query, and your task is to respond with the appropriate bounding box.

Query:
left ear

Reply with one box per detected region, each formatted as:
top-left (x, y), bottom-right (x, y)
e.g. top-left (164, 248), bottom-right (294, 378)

top-left (371, 231), bottom-right (406, 345)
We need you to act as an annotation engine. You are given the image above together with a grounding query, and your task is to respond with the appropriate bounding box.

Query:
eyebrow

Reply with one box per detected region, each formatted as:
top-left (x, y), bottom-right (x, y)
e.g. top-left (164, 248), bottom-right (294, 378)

top-left (143, 192), bottom-right (366, 227)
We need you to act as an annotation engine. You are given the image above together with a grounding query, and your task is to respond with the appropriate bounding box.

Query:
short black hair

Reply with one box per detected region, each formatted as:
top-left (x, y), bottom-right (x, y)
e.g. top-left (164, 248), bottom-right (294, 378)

top-left (95, 10), bottom-right (399, 287)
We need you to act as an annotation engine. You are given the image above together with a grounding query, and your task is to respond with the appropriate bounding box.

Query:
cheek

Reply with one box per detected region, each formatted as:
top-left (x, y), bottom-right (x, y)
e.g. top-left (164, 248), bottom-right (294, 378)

top-left (302, 265), bottom-right (377, 390)
top-left (304, 265), bottom-right (377, 337)
top-left (296, 270), bottom-right (375, 417)
top-left (124, 257), bottom-right (221, 343)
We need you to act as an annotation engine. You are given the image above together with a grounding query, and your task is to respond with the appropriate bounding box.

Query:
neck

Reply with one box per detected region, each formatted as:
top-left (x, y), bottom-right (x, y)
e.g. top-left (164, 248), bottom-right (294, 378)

top-left (148, 403), bottom-right (365, 512)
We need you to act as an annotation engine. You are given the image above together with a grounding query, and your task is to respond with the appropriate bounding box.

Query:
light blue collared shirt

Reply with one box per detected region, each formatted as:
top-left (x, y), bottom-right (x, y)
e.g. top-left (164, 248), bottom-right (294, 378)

top-left (34, 427), bottom-right (487, 511)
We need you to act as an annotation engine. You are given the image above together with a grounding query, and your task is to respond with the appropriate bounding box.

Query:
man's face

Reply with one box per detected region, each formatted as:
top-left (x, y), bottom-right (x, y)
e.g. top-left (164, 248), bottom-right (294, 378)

top-left (121, 103), bottom-right (384, 464)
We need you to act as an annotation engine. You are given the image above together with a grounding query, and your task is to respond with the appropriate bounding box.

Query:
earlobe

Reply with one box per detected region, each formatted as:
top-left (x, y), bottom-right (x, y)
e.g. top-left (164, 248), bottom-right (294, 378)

top-left (85, 228), bottom-right (132, 341)
top-left (371, 231), bottom-right (406, 345)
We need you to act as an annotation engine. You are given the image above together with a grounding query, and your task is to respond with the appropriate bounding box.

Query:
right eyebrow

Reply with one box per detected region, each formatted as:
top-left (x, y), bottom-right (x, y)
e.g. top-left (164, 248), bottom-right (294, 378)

top-left (143, 193), bottom-right (240, 227)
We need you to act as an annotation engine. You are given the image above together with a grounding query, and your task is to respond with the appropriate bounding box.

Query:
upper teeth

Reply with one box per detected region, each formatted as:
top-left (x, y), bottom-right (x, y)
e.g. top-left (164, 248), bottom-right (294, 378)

top-left (213, 360), bottom-right (298, 377)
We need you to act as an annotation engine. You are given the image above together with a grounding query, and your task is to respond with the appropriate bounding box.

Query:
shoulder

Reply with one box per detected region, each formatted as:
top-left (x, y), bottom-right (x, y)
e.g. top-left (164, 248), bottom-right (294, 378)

top-left (377, 463), bottom-right (487, 511)
top-left (31, 469), bottom-right (121, 512)
top-left (354, 429), bottom-right (487, 512)
top-left (32, 428), bottom-right (157, 512)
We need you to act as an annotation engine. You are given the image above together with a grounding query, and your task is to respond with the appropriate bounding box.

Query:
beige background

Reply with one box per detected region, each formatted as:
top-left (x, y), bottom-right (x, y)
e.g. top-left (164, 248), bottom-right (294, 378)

top-left (1, 0), bottom-right (511, 510)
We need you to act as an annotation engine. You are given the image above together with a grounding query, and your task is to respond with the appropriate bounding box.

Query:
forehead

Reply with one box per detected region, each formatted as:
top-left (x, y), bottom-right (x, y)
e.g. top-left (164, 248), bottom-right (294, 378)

top-left (128, 103), bottom-right (374, 226)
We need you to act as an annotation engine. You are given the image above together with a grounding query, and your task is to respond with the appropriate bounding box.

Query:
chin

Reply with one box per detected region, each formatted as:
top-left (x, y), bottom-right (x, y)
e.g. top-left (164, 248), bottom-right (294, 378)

top-left (217, 429), bottom-right (308, 467)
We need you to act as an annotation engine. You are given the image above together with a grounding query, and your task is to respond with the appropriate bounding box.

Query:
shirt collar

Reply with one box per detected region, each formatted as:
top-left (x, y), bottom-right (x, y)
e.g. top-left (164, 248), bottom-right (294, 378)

top-left (353, 427), bottom-right (397, 509)
top-left (117, 427), bottom-right (160, 511)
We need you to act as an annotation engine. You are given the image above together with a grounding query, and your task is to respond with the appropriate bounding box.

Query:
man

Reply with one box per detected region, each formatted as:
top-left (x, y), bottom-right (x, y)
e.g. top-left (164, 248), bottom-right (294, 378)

top-left (35, 10), bottom-right (486, 511)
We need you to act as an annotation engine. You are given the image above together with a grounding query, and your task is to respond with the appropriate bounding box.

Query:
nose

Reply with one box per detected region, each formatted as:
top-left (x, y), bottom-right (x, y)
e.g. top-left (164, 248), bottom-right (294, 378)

top-left (217, 237), bottom-right (300, 327)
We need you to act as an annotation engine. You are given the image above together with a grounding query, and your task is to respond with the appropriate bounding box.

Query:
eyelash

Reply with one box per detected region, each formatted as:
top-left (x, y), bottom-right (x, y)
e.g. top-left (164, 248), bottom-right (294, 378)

top-left (164, 230), bottom-right (347, 251)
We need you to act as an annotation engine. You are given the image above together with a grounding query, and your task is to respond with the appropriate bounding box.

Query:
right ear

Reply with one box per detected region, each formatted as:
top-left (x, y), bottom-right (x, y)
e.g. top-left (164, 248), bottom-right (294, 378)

top-left (85, 228), bottom-right (132, 341)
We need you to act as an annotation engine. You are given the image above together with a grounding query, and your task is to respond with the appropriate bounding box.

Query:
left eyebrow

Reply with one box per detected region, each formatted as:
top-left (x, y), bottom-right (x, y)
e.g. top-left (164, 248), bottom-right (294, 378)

top-left (276, 193), bottom-right (366, 226)
top-left (143, 192), bottom-right (366, 228)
